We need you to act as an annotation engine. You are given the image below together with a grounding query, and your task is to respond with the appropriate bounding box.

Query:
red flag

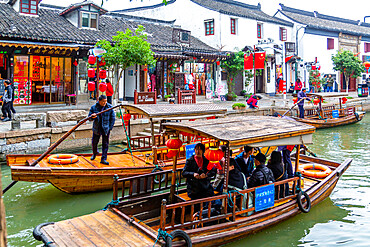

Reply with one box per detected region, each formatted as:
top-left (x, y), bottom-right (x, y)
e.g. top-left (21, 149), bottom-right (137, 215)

top-left (254, 52), bottom-right (266, 69)
top-left (244, 53), bottom-right (253, 70)
top-left (285, 55), bottom-right (294, 63)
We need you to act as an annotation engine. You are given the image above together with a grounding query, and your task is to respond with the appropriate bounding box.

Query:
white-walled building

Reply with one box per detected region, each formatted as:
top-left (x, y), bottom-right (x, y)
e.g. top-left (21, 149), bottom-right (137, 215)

top-left (113, 0), bottom-right (294, 94)
top-left (275, 4), bottom-right (370, 92)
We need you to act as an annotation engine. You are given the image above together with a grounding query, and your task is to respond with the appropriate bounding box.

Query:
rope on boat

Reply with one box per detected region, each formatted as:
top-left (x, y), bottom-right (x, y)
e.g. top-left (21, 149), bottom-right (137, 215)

top-left (153, 229), bottom-right (173, 247)
top-left (102, 199), bottom-right (120, 211)
top-left (119, 107), bottom-right (136, 166)
top-left (44, 241), bottom-right (53, 247)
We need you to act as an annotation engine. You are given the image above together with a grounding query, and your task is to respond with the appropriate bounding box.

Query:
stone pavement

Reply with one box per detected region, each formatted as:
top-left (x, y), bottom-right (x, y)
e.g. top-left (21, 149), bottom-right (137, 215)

top-left (0, 92), bottom-right (367, 133)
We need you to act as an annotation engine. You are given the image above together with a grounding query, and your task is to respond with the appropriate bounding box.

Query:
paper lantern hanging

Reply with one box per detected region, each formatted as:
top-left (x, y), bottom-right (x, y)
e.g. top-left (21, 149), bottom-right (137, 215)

top-left (313, 98), bottom-right (320, 105)
top-left (165, 136), bottom-right (183, 158)
top-left (293, 97), bottom-right (298, 104)
top-left (99, 82), bottom-right (107, 92)
top-left (121, 113), bottom-right (131, 126)
top-left (312, 65), bottom-right (316, 70)
top-left (205, 147), bottom-right (223, 170)
top-left (73, 60), bottom-right (78, 66)
top-left (216, 61), bottom-right (220, 66)
top-left (98, 58), bottom-right (106, 67)
top-left (99, 69), bottom-right (107, 79)
top-left (363, 61), bottom-right (370, 74)
top-left (88, 68), bottom-right (95, 78)
top-left (88, 55), bottom-right (96, 65)
top-left (342, 97), bottom-right (347, 104)
top-left (88, 81), bottom-right (95, 91)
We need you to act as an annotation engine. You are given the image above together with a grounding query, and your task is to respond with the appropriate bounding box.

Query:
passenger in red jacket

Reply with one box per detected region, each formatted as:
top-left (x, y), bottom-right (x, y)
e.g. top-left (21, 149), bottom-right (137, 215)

top-left (246, 94), bottom-right (262, 109)
top-left (106, 79), bottom-right (114, 104)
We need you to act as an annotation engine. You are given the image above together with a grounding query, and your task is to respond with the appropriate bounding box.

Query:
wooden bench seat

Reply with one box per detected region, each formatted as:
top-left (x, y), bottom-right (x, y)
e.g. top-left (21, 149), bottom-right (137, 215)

top-left (176, 191), bottom-right (220, 202)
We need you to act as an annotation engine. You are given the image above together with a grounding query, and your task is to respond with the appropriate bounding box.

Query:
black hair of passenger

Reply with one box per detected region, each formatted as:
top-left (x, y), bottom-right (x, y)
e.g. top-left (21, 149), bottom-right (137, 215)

top-left (195, 143), bottom-right (205, 154)
top-left (244, 145), bottom-right (253, 153)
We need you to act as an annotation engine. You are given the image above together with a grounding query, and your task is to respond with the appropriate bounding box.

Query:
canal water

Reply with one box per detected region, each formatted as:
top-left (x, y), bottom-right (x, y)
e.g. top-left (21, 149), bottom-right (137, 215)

top-left (1, 114), bottom-right (369, 247)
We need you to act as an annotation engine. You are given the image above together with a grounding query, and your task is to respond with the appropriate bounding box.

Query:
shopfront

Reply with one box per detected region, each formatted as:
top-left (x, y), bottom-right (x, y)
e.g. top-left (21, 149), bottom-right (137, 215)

top-left (0, 42), bottom-right (78, 105)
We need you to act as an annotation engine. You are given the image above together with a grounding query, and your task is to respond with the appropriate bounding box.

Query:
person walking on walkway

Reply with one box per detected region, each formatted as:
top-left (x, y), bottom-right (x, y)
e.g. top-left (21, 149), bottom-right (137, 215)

top-left (294, 78), bottom-right (303, 93)
top-left (106, 79), bottom-right (114, 104)
top-left (88, 95), bottom-right (115, 165)
top-left (1, 80), bottom-right (13, 121)
top-left (297, 88), bottom-right (310, 118)
top-left (326, 75), bottom-right (334, 92)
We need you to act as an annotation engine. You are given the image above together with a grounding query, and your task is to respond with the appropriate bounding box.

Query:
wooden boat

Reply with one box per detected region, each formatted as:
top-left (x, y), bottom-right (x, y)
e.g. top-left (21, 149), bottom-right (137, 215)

top-left (290, 92), bottom-right (366, 128)
top-left (6, 104), bottom-right (227, 194)
top-left (33, 116), bottom-right (352, 246)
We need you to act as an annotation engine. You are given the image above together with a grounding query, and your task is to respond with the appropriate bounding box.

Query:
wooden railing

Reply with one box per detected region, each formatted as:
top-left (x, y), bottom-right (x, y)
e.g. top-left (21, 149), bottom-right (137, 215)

top-left (113, 168), bottom-right (186, 201)
top-left (177, 89), bottom-right (196, 104)
top-left (305, 106), bottom-right (355, 119)
top-left (130, 134), bottom-right (168, 150)
top-left (134, 89), bottom-right (157, 104)
top-left (160, 177), bottom-right (300, 231)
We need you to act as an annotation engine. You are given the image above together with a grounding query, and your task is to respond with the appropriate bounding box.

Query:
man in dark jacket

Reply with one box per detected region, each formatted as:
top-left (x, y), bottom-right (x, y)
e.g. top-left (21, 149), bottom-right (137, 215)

top-left (1, 80), bottom-right (13, 121)
top-left (182, 143), bottom-right (216, 200)
top-left (88, 95), bottom-right (115, 165)
top-left (234, 145), bottom-right (255, 177)
top-left (247, 153), bottom-right (275, 188)
top-left (297, 88), bottom-right (310, 118)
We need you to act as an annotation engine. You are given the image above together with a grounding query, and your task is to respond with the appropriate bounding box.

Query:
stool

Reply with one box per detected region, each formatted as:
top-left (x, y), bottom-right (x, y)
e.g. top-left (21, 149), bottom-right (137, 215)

top-left (66, 94), bottom-right (76, 105)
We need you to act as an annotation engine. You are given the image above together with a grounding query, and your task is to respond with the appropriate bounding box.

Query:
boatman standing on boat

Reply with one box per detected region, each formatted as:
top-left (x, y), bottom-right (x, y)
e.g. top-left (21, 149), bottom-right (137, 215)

top-left (89, 95), bottom-right (115, 165)
top-left (297, 88), bottom-right (311, 118)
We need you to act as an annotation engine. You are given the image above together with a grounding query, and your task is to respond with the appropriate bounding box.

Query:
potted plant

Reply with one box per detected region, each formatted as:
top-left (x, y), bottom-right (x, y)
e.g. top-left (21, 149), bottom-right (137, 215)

top-left (226, 92), bottom-right (237, 101)
top-left (240, 90), bottom-right (247, 97)
top-left (232, 102), bottom-right (246, 110)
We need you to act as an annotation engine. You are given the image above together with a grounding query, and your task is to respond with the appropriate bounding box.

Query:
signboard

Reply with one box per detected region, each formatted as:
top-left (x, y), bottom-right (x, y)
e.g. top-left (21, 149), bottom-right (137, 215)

top-left (255, 184), bottom-right (275, 212)
top-left (332, 110), bottom-right (339, 118)
top-left (186, 144), bottom-right (196, 159)
top-left (13, 77), bottom-right (32, 105)
top-left (91, 47), bottom-right (106, 57)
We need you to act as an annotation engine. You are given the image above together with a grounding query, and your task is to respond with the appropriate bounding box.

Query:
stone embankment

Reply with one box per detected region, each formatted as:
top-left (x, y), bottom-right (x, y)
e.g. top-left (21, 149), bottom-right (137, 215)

top-left (0, 96), bottom-right (368, 162)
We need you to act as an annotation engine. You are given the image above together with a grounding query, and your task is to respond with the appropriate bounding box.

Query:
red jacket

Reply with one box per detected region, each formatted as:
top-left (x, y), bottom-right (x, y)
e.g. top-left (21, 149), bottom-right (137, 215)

top-left (247, 95), bottom-right (258, 107)
top-left (106, 83), bottom-right (114, 96)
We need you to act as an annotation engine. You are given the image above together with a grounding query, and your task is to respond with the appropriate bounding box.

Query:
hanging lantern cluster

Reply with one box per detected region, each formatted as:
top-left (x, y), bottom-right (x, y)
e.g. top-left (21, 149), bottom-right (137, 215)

top-left (205, 147), bottom-right (223, 170)
top-left (88, 68), bottom-right (95, 78)
top-left (165, 136), bottom-right (183, 158)
top-left (363, 62), bottom-right (370, 74)
top-left (342, 97), bottom-right (348, 104)
top-left (99, 69), bottom-right (107, 79)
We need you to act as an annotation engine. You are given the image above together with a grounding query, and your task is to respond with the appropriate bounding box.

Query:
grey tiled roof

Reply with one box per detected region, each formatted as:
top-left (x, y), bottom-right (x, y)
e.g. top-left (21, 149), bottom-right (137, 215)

top-left (190, 0), bottom-right (293, 26)
top-left (0, 2), bottom-right (218, 54)
top-left (279, 4), bottom-right (370, 37)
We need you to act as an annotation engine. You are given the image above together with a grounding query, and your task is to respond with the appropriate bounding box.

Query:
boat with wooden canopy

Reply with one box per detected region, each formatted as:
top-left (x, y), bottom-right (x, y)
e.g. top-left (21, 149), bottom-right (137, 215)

top-left (33, 116), bottom-right (352, 246)
top-left (5, 104), bottom-right (227, 194)
top-left (290, 92), bottom-right (365, 128)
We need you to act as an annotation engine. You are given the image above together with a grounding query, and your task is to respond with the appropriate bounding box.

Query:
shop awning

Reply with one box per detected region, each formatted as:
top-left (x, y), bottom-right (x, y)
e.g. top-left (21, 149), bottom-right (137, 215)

top-left (0, 40), bottom-right (90, 50)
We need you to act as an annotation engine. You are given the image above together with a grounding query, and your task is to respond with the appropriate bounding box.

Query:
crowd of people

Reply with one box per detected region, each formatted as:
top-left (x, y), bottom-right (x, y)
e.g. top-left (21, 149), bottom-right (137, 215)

top-left (182, 144), bottom-right (294, 206)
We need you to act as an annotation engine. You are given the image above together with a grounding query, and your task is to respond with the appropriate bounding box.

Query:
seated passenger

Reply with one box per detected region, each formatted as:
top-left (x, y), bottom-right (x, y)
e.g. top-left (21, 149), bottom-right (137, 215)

top-left (182, 143), bottom-right (216, 200)
top-left (267, 151), bottom-right (288, 198)
top-left (234, 145), bottom-right (255, 178)
top-left (247, 153), bottom-right (275, 188)
top-left (213, 145), bottom-right (227, 189)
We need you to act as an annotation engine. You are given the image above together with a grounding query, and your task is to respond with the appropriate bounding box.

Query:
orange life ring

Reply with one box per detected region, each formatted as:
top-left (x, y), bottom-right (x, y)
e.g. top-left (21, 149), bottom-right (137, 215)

top-left (298, 164), bottom-right (331, 178)
top-left (48, 154), bottom-right (79, 165)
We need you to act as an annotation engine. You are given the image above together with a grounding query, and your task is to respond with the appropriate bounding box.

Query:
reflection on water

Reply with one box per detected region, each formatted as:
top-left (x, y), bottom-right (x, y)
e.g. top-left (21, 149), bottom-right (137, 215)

top-left (1, 115), bottom-right (369, 247)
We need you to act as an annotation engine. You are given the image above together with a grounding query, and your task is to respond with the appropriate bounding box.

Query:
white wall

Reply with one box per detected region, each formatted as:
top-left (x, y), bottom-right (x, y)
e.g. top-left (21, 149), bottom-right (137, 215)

top-left (123, 65), bottom-right (136, 99)
top-left (65, 11), bottom-right (79, 27)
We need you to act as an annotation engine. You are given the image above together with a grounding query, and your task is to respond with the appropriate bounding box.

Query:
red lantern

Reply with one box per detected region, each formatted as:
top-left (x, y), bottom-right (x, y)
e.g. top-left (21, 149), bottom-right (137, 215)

top-left (216, 61), bottom-right (220, 66)
top-left (99, 69), bottom-right (107, 79)
top-left (313, 98), bottom-right (320, 105)
top-left (88, 68), bottom-right (95, 78)
top-left (342, 97), bottom-right (347, 104)
top-left (98, 58), bottom-right (106, 67)
top-left (88, 81), bottom-right (95, 91)
top-left (121, 113), bottom-right (131, 122)
top-left (143, 67), bottom-right (148, 72)
top-left (73, 60), bottom-right (78, 66)
top-left (88, 55), bottom-right (96, 65)
top-left (205, 147), bottom-right (223, 170)
top-left (364, 62), bottom-right (370, 74)
top-left (99, 82), bottom-right (107, 92)
top-left (312, 65), bottom-right (316, 70)
top-left (193, 57), bottom-right (197, 60)
top-left (293, 97), bottom-right (298, 104)
top-left (165, 137), bottom-right (183, 158)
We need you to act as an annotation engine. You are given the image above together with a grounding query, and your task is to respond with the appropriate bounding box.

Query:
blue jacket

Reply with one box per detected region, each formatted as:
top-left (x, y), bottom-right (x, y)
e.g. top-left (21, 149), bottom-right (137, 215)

top-left (3, 85), bottom-right (13, 103)
top-left (234, 152), bottom-right (255, 177)
top-left (297, 90), bottom-right (307, 106)
top-left (88, 102), bottom-right (115, 135)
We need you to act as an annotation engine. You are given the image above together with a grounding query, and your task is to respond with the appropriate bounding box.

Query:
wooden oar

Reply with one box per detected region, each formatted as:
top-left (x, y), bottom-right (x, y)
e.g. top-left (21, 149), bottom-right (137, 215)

top-left (282, 98), bottom-right (305, 117)
top-left (2, 104), bottom-right (123, 194)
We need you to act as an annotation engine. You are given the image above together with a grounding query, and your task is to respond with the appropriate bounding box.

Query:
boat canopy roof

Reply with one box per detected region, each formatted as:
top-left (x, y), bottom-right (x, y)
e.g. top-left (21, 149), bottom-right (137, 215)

top-left (307, 92), bottom-right (348, 98)
top-left (163, 116), bottom-right (315, 148)
top-left (121, 104), bottom-right (227, 119)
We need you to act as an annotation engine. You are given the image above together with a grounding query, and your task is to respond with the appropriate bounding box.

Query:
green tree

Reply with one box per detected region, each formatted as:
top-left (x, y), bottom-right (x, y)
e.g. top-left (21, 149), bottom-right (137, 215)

top-left (332, 50), bottom-right (365, 92)
top-left (221, 51), bottom-right (245, 100)
top-left (96, 25), bottom-right (155, 99)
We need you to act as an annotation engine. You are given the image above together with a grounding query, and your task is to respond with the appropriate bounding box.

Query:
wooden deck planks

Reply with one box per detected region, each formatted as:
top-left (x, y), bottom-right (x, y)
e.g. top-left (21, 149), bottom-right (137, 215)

top-left (42, 210), bottom-right (156, 247)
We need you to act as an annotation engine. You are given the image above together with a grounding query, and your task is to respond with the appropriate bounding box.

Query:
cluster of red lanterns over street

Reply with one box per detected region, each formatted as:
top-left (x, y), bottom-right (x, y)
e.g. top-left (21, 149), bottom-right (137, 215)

top-left (87, 54), bottom-right (107, 93)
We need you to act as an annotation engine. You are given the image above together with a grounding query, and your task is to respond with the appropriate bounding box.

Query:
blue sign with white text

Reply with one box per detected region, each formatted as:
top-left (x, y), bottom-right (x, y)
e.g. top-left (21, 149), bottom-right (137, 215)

top-left (255, 184), bottom-right (275, 212)
top-left (332, 110), bottom-right (339, 118)
top-left (186, 144), bottom-right (196, 159)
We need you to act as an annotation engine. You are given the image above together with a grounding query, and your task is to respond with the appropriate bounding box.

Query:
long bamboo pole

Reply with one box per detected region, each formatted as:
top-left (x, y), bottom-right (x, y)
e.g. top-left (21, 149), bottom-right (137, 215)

top-left (281, 98), bottom-right (305, 117)
top-left (3, 104), bottom-right (123, 194)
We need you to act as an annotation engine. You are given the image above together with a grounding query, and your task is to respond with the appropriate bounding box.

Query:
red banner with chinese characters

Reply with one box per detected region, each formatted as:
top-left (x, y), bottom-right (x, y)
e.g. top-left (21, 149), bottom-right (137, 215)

top-left (13, 77), bottom-right (32, 105)
top-left (254, 52), bottom-right (266, 69)
top-left (244, 53), bottom-right (253, 70)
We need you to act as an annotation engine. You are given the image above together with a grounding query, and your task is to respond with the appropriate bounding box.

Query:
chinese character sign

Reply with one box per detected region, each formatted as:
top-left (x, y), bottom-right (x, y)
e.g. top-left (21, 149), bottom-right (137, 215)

top-left (255, 184), bottom-right (275, 212)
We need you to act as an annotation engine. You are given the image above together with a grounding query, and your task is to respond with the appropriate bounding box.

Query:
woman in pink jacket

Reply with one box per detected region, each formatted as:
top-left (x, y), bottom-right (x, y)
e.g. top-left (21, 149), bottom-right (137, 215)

top-left (246, 94), bottom-right (262, 109)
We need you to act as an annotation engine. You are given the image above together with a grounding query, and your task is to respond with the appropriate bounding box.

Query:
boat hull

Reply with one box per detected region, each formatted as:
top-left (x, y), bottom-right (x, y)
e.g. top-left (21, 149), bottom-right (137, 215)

top-left (292, 112), bottom-right (365, 129)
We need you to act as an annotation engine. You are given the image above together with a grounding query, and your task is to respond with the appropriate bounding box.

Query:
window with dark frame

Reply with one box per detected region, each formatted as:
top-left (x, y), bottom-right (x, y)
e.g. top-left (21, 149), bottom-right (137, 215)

top-left (20, 0), bottom-right (38, 15)
top-left (365, 42), bottom-right (370, 53)
top-left (257, 23), bottom-right (262, 39)
top-left (81, 12), bottom-right (98, 29)
top-left (327, 38), bottom-right (334, 50)
top-left (231, 18), bottom-right (236, 35)
top-left (279, 27), bottom-right (287, 41)
top-left (204, 19), bottom-right (214, 36)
